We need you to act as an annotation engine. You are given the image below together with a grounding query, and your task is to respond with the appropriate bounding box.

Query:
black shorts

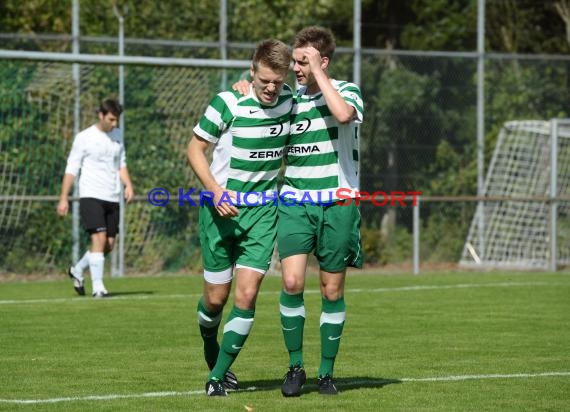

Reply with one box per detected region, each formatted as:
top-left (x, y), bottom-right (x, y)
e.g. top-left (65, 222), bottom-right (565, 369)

top-left (79, 198), bottom-right (120, 237)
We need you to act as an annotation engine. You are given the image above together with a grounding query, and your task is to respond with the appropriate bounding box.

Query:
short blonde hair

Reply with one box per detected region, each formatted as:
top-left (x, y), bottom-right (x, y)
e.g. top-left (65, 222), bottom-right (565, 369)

top-left (251, 39), bottom-right (291, 73)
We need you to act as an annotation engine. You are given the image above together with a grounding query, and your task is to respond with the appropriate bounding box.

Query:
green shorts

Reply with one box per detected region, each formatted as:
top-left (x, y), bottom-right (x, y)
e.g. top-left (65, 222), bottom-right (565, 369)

top-left (277, 201), bottom-right (363, 272)
top-left (199, 203), bottom-right (277, 273)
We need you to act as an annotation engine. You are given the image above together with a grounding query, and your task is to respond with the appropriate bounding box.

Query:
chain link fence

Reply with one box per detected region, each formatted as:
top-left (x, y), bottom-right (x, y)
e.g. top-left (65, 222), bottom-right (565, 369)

top-left (1, 27), bottom-right (569, 274)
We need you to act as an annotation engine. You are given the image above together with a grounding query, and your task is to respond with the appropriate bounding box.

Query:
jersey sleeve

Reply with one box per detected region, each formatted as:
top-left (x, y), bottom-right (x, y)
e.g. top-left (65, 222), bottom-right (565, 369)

top-left (193, 91), bottom-right (237, 143)
top-left (119, 143), bottom-right (127, 169)
top-left (116, 129), bottom-right (127, 168)
top-left (64, 133), bottom-right (85, 176)
top-left (339, 82), bottom-right (364, 123)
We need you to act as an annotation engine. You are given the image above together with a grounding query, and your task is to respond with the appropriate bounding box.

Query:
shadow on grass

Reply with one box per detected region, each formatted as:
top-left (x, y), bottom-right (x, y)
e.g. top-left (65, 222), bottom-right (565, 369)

top-left (236, 376), bottom-right (401, 394)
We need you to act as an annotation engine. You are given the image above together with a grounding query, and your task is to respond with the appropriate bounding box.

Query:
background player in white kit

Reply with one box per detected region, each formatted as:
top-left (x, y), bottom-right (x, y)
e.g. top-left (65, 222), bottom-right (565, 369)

top-left (57, 98), bottom-right (134, 298)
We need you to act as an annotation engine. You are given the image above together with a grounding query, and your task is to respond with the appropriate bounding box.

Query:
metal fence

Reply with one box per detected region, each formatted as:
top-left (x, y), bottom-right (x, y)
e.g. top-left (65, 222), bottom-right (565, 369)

top-left (1, 1), bottom-right (569, 275)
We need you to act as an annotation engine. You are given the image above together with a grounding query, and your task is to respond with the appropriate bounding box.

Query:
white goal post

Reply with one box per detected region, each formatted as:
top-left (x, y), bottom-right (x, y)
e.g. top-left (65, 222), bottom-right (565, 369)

top-left (460, 119), bottom-right (570, 270)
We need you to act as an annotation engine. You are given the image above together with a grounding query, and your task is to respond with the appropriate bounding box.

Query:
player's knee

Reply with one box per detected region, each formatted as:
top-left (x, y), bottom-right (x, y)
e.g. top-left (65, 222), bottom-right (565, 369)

top-left (204, 294), bottom-right (228, 311)
top-left (282, 274), bottom-right (304, 294)
top-left (206, 300), bottom-right (226, 313)
top-left (322, 284), bottom-right (343, 301)
top-left (234, 294), bottom-right (257, 310)
top-left (323, 291), bottom-right (342, 301)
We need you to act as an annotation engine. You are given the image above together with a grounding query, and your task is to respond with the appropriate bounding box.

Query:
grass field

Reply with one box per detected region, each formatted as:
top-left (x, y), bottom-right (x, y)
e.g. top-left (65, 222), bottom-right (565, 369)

top-left (0, 271), bottom-right (569, 411)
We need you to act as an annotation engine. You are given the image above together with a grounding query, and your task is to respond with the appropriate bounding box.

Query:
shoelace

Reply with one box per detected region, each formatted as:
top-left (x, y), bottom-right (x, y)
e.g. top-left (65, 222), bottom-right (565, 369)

top-left (286, 368), bottom-right (301, 379)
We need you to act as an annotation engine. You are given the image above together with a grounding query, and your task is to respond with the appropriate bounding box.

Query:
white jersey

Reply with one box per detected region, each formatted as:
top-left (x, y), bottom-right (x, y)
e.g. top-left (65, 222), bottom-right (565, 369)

top-left (65, 124), bottom-right (126, 202)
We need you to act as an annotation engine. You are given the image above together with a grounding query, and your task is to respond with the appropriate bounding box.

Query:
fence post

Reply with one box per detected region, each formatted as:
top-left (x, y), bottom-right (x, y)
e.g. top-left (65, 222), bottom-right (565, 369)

top-left (113, 1), bottom-right (128, 277)
top-left (549, 119), bottom-right (558, 272)
top-left (71, 0), bottom-right (81, 266)
top-left (413, 195), bottom-right (420, 274)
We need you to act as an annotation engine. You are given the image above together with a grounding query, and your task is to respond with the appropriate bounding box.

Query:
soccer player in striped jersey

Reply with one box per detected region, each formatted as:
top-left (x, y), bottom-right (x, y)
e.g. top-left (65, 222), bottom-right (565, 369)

top-left (187, 39), bottom-right (292, 397)
top-left (279, 26), bottom-right (364, 397)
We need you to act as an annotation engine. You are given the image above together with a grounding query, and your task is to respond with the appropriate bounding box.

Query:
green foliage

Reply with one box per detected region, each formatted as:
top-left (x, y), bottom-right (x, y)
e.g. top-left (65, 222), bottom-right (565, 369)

top-left (428, 140), bottom-right (478, 196)
top-left (486, 0), bottom-right (570, 53)
top-left (0, 61), bottom-right (208, 273)
top-left (0, 0), bottom-right (69, 38)
top-left (360, 62), bottom-right (447, 201)
top-left (227, 0), bottom-right (359, 43)
top-left (117, 1), bottom-right (218, 41)
top-left (3, 202), bottom-right (70, 273)
top-left (361, 225), bottom-right (413, 265)
top-left (360, 226), bottom-right (384, 265)
top-left (486, 61), bottom-right (570, 124)
top-left (421, 202), bottom-right (475, 263)
top-left (401, 0), bottom-right (476, 51)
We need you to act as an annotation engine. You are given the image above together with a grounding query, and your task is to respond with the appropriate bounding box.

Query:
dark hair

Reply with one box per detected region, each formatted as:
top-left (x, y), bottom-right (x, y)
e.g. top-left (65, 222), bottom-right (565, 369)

top-left (98, 98), bottom-right (123, 117)
top-left (293, 26), bottom-right (336, 60)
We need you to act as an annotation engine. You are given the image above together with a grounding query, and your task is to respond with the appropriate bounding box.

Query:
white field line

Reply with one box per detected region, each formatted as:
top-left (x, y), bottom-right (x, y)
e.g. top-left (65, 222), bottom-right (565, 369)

top-left (399, 371), bottom-right (570, 382)
top-left (0, 281), bottom-right (568, 305)
top-left (1, 371), bottom-right (569, 404)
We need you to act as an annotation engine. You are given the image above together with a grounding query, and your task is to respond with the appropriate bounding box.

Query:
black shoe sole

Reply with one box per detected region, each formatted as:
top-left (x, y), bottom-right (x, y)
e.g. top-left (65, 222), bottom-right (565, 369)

top-left (282, 390), bottom-right (302, 397)
top-left (73, 286), bottom-right (86, 296)
top-left (68, 268), bottom-right (85, 296)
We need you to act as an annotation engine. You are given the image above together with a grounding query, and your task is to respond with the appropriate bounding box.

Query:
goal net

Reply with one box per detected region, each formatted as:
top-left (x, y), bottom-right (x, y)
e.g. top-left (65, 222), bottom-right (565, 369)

top-left (459, 120), bottom-right (570, 270)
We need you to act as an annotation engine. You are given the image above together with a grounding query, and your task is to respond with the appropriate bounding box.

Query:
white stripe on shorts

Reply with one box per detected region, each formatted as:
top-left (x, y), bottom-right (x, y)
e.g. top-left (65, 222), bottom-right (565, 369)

top-left (204, 267), bottom-right (233, 284)
top-left (235, 264), bottom-right (266, 275)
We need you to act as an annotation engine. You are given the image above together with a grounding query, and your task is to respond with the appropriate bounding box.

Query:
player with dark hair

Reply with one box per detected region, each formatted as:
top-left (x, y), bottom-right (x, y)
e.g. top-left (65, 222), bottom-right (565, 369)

top-left (57, 98), bottom-right (134, 298)
top-left (278, 25), bottom-right (364, 397)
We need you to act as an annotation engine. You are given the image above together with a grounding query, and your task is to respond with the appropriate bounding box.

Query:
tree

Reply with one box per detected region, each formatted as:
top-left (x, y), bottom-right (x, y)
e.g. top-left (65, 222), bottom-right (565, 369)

top-left (555, 0), bottom-right (570, 48)
top-left (487, 0), bottom-right (568, 53)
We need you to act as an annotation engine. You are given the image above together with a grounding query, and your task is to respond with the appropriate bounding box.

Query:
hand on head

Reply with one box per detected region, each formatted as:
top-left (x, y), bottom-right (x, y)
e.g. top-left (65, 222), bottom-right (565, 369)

top-left (303, 46), bottom-right (324, 70)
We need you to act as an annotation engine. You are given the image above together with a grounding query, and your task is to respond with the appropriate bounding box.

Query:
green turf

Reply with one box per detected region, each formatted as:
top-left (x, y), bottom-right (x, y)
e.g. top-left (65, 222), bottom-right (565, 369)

top-left (0, 272), bottom-right (569, 411)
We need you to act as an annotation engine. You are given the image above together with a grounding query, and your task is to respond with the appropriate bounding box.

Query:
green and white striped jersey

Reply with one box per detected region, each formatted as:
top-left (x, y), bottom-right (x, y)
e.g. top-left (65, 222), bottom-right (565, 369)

top-left (281, 79), bottom-right (364, 202)
top-left (193, 85), bottom-right (292, 201)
